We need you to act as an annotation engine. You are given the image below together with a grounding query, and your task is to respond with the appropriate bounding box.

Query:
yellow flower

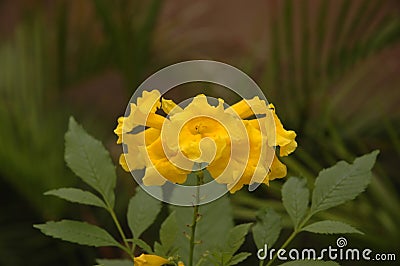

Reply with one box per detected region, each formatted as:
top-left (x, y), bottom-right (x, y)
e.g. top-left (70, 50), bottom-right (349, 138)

top-left (223, 97), bottom-right (297, 192)
top-left (141, 135), bottom-right (191, 185)
top-left (164, 95), bottom-right (232, 162)
top-left (115, 90), bottom-right (190, 185)
top-left (114, 90), bottom-right (297, 193)
top-left (162, 94), bottom-right (247, 184)
top-left (114, 90), bottom-right (163, 144)
top-left (133, 254), bottom-right (170, 266)
top-left (229, 97), bottom-right (297, 155)
top-left (225, 121), bottom-right (276, 193)
top-left (119, 127), bottom-right (161, 171)
top-left (161, 98), bottom-right (182, 115)
top-left (268, 104), bottom-right (297, 156)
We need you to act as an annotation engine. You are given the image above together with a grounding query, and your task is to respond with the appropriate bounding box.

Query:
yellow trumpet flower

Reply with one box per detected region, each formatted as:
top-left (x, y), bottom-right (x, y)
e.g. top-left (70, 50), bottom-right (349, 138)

top-left (115, 90), bottom-right (297, 193)
top-left (133, 254), bottom-right (170, 266)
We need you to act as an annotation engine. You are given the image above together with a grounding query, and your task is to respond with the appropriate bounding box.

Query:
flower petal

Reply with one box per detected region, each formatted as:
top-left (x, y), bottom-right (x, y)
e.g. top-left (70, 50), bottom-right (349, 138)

top-left (266, 155), bottom-right (287, 182)
top-left (114, 116), bottom-right (125, 144)
top-left (228, 96), bottom-right (268, 119)
top-left (268, 104), bottom-right (297, 156)
top-left (126, 90), bottom-right (162, 130)
top-left (161, 98), bottom-right (183, 115)
top-left (133, 254), bottom-right (170, 266)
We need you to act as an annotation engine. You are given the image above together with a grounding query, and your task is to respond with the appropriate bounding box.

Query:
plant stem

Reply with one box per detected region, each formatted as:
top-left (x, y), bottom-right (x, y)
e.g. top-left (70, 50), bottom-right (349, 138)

top-left (259, 259), bottom-right (265, 266)
top-left (266, 231), bottom-right (297, 266)
top-left (108, 207), bottom-right (135, 261)
top-left (189, 203), bottom-right (200, 266)
top-left (189, 170), bottom-right (204, 266)
top-left (266, 213), bottom-right (313, 266)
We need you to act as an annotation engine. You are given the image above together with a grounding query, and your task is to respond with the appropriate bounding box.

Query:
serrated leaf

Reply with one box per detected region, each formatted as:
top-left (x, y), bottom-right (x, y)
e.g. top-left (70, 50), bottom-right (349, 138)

top-left (170, 195), bottom-right (233, 263)
top-left (206, 224), bottom-right (251, 266)
top-left (65, 117), bottom-right (116, 207)
top-left (282, 177), bottom-right (310, 229)
top-left (153, 241), bottom-right (165, 256)
top-left (96, 259), bottom-right (133, 266)
top-left (279, 260), bottom-right (340, 266)
top-left (131, 238), bottom-right (153, 254)
top-left (45, 188), bottom-right (106, 208)
top-left (159, 211), bottom-right (178, 256)
top-left (225, 223), bottom-right (252, 254)
top-left (228, 252), bottom-right (251, 266)
top-left (301, 220), bottom-right (363, 235)
top-left (252, 208), bottom-right (282, 249)
top-left (127, 187), bottom-right (161, 239)
top-left (208, 251), bottom-right (232, 266)
top-left (311, 150), bottom-right (379, 214)
top-left (34, 220), bottom-right (120, 247)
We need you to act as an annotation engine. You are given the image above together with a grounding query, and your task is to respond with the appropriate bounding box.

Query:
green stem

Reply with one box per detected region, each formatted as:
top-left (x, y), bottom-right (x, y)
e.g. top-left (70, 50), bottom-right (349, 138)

top-left (189, 170), bottom-right (204, 266)
top-left (266, 231), bottom-right (297, 266)
top-left (266, 213), bottom-right (313, 266)
top-left (189, 204), bottom-right (200, 266)
top-left (108, 207), bottom-right (135, 261)
top-left (131, 242), bottom-right (137, 254)
top-left (259, 259), bottom-right (265, 266)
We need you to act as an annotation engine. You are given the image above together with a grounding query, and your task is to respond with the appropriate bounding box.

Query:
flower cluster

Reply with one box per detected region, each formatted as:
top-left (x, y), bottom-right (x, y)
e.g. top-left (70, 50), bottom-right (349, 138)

top-left (115, 90), bottom-right (296, 193)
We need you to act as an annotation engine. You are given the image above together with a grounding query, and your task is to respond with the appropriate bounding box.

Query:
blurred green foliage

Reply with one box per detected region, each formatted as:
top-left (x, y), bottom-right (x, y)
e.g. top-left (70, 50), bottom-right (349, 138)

top-left (0, 1), bottom-right (163, 265)
top-left (232, 0), bottom-right (400, 262)
top-left (0, 16), bottom-right (82, 218)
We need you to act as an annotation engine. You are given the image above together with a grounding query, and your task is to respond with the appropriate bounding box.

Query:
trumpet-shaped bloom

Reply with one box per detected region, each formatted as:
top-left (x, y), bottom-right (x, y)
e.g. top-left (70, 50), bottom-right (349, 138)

top-left (116, 90), bottom-right (190, 186)
top-left (115, 90), bottom-right (297, 193)
top-left (161, 95), bottom-right (247, 183)
top-left (133, 254), bottom-right (170, 266)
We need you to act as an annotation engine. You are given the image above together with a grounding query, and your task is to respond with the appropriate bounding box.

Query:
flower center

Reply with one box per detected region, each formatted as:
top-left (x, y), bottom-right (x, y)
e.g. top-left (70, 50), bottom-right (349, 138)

top-left (184, 117), bottom-right (223, 136)
top-left (178, 116), bottom-right (229, 162)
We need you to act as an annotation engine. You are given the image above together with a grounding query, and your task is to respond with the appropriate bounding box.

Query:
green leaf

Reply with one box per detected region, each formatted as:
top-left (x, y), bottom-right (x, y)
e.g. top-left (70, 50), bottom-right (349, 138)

top-left (153, 241), bottom-right (165, 256)
top-left (252, 208), bottom-right (282, 249)
top-left (64, 117), bottom-right (116, 207)
top-left (301, 220), bottom-right (363, 235)
top-left (96, 259), bottom-right (133, 266)
top-left (131, 238), bottom-right (153, 254)
top-left (195, 255), bottom-right (208, 266)
top-left (45, 188), bottom-right (106, 208)
top-left (279, 260), bottom-right (340, 266)
top-left (34, 220), bottom-right (120, 247)
top-left (225, 223), bottom-right (252, 254)
top-left (228, 252), bottom-right (251, 266)
top-left (282, 177), bottom-right (310, 229)
top-left (170, 195), bottom-right (234, 263)
top-left (159, 211), bottom-right (178, 256)
top-left (207, 251), bottom-right (232, 266)
top-left (311, 150), bottom-right (379, 214)
top-left (127, 187), bottom-right (161, 239)
top-left (205, 224), bottom-right (251, 266)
